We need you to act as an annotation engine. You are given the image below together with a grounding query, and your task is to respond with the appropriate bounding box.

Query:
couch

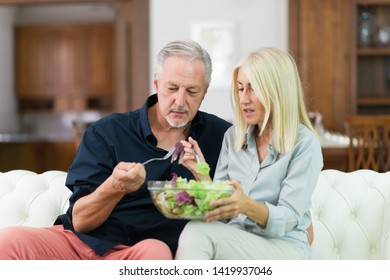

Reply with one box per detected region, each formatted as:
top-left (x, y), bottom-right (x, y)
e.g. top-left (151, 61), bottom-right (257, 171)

top-left (311, 169), bottom-right (390, 259)
top-left (0, 170), bottom-right (70, 228)
top-left (1, 169), bottom-right (389, 259)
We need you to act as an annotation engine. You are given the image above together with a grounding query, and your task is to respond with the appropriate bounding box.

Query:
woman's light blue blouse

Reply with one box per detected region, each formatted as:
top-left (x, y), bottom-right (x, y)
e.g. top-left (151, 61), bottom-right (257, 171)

top-left (213, 124), bottom-right (323, 258)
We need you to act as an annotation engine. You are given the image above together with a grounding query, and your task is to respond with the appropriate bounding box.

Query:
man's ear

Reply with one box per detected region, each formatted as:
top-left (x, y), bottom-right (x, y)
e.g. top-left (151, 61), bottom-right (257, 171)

top-left (153, 76), bottom-right (159, 92)
top-left (201, 90), bottom-right (207, 102)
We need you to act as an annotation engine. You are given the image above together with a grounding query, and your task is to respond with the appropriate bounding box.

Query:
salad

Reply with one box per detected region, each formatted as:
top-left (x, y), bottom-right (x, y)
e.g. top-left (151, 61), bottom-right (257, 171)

top-left (149, 176), bottom-right (233, 219)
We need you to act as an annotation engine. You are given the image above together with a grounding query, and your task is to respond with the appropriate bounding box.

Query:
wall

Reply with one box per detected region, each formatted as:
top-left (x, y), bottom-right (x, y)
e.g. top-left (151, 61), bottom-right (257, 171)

top-left (150, 0), bottom-right (288, 122)
top-left (0, 0), bottom-right (288, 133)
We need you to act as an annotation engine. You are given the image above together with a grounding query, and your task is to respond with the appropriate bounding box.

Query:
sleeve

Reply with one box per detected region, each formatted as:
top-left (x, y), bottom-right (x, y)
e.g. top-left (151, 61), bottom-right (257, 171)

top-left (249, 134), bottom-right (323, 237)
top-left (65, 124), bottom-right (117, 218)
top-left (266, 135), bottom-right (323, 236)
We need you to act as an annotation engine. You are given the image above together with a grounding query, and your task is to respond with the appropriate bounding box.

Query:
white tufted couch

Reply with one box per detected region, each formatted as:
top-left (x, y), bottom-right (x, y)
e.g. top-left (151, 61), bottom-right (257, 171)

top-left (0, 170), bottom-right (71, 228)
top-left (0, 169), bottom-right (389, 259)
top-left (311, 169), bottom-right (390, 259)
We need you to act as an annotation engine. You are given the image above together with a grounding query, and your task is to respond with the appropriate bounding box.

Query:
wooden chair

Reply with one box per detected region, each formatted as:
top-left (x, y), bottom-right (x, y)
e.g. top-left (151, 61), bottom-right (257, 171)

top-left (345, 115), bottom-right (390, 172)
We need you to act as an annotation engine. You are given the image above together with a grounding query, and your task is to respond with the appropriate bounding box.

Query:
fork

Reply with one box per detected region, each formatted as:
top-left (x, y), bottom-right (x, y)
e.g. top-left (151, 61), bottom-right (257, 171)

top-left (142, 146), bottom-right (176, 165)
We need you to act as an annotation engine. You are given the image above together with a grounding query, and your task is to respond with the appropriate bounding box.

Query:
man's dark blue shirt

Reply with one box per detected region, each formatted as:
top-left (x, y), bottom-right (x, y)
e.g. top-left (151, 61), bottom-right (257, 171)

top-left (56, 94), bottom-right (231, 256)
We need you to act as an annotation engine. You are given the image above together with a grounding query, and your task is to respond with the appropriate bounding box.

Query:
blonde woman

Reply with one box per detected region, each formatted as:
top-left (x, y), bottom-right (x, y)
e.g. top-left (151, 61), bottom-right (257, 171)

top-left (176, 47), bottom-right (323, 260)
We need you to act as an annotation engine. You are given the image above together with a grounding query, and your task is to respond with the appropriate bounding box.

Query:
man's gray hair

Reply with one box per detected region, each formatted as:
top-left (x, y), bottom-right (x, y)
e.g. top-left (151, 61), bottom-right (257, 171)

top-left (155, 40), bottom-right (212, 89)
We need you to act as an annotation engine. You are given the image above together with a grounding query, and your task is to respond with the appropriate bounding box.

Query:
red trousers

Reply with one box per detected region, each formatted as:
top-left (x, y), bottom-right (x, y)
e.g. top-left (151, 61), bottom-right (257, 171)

top-left (0, 225), bottom-right (172, 260)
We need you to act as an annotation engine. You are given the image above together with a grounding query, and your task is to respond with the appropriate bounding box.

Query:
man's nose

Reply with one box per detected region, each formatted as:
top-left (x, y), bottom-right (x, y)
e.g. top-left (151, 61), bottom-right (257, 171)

top-left (175, 89), bottom-right (186, 106)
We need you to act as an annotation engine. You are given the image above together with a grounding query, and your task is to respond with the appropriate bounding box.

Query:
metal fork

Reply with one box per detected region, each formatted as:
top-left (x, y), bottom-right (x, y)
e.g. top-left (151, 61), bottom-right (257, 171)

top-left (142, 146), bottom-right (176, 165)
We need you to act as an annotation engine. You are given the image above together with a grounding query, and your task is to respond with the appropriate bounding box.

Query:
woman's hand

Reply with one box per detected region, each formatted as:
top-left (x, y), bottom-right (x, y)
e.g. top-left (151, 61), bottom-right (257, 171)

top-left (205, 180), bottom-right (269, 227)
top-left (204, 180), bottom-right (249, 222)
top-left (179, 137), bottom-right (211, 181)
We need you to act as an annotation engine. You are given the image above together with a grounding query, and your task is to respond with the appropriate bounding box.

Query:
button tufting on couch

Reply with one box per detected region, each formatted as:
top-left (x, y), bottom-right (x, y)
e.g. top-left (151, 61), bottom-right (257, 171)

top-left (0, 169), bottom-right (389, 259)
top-left (0, 170), bottom-right (71, 228)
top-left (311, 169), bottom-right (390, 259)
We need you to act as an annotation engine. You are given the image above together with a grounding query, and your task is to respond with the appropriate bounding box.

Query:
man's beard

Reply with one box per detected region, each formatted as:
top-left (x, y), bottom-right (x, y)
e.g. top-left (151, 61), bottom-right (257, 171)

top-left (166, 116), bottom-right (189, 128)
top-left (165, 107), bottom-right (190, 128)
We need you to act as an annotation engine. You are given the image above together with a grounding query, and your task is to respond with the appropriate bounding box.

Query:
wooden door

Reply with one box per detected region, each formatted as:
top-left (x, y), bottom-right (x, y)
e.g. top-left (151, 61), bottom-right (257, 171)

top-left (289, 0), bottom-right (353, 132)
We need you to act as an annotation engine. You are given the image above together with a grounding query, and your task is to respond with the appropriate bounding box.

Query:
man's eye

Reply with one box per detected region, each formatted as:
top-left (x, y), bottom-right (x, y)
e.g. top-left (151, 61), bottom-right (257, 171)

top-left (238, 88), bottom-right (244, 92)
top-left (168, 87), bottom-right (178, 92)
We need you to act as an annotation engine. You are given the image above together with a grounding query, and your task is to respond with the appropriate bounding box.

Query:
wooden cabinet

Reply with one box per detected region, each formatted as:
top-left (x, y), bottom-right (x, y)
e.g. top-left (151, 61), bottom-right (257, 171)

top-left (15, 23), bottom-right (114, 112)
top-left (322, 147), bottom-right (348, 171)
top-left (0, 142), bottom-right (75, 173)
top-left (289, 0), bottom-right (390, 134)
top-left (289, 0), bottom-right (353, 133)
top-left (43, 142), bottom-right (76, 172)
top-left (84, 24), bottom-right (114, 110)
top-left (354, 1), bottom-right (390, 114)
top-left (84, 24), bottom-right (114, 98)
top-left (15, 26), bottom-right (59, 99)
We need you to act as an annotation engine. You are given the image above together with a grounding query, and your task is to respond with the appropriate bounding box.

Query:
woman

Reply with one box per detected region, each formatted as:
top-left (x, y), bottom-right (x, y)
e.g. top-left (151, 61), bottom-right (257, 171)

top-left (176, 47), bottom-right (323, 260)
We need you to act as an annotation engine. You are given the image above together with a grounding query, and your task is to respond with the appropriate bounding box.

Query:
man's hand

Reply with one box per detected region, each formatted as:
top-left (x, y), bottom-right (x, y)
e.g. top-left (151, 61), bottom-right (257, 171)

top-left (72, 162), bottom-right (146, 233)
top-left (111, 162), bottom-right (146, 193)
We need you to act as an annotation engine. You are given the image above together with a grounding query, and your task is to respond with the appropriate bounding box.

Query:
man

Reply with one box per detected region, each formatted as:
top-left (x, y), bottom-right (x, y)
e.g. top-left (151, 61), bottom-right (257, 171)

top-left (0, 40), bottom-right (231, 260)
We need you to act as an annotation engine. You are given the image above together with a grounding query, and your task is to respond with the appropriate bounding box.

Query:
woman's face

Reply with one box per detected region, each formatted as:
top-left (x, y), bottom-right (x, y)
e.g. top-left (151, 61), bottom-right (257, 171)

top-left (237, 68), bottom-right (265, 126)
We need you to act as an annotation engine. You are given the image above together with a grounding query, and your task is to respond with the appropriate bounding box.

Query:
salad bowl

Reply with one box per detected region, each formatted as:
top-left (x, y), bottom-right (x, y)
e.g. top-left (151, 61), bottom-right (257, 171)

top-left (148, 178), bottom-right (233, 220)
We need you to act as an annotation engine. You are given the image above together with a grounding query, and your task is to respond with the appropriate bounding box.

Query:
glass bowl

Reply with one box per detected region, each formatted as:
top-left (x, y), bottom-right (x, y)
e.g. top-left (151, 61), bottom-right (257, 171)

top-left (148, 180), bottom-right (233, 220)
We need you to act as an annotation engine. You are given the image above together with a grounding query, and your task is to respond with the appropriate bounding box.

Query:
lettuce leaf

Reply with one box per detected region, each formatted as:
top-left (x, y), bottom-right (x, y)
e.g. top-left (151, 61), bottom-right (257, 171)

top-left (195, 162), bottom-right (210, 175)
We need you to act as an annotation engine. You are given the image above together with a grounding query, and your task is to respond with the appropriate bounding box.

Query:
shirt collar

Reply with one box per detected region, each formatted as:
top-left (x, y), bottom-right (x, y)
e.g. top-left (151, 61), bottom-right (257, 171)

top-left (245, 125), bottom-right (279, 159)
top-left (189, 112), bottom-right (203, 139)
top-left (140, 94), bottom-right (157, 142)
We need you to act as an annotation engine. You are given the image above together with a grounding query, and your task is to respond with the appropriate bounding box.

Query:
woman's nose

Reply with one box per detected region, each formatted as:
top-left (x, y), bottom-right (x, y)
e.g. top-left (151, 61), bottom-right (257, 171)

top-left (239, 89), bottom-right (251, 103)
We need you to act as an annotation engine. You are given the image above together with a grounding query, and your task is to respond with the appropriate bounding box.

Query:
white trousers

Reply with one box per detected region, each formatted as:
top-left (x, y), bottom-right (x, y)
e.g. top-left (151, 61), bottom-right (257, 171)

top-left (175, 221), bottom-right (307, 260)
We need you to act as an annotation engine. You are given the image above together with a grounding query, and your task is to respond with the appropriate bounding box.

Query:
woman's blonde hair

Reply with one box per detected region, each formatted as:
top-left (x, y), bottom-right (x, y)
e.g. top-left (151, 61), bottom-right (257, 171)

top-left (231, 47), bottom-right (315, 153)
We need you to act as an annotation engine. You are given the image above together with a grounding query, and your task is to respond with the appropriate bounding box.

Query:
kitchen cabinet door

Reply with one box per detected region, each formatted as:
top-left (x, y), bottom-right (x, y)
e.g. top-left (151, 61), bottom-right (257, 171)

top-left (84, 24), bottom-right (114, 98)
top-left (15, 26), bottom-right (59, 99)
top-left (15, 23), bottom-right (114, 112)
top-left (56, 26), bottom-right (86, 97)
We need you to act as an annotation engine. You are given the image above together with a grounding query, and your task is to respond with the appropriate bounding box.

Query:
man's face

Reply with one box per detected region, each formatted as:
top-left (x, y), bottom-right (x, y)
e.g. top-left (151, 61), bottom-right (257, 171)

top-left (154, 56), bottom-right (207, 128)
